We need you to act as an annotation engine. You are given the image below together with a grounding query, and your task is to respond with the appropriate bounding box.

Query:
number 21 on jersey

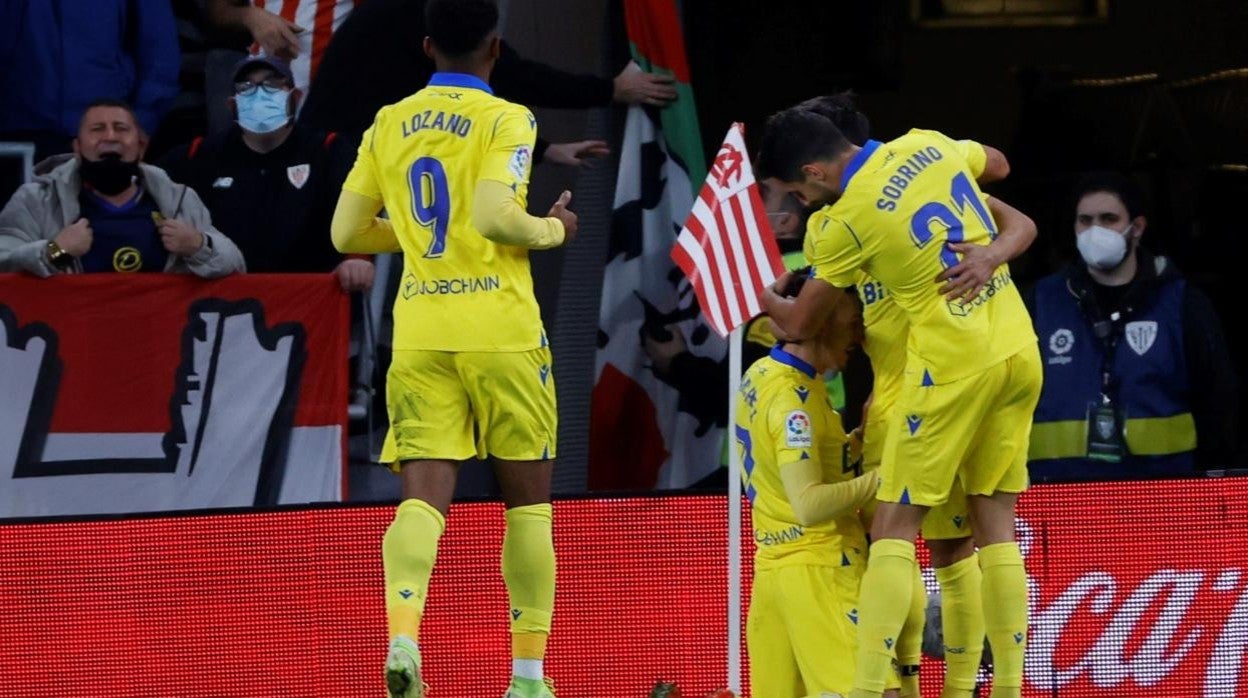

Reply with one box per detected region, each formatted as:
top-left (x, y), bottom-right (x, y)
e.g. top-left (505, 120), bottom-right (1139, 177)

top-left (909, 171), bottom-right (996, 269)
top-left (408, 157), bottom-right (450, 259)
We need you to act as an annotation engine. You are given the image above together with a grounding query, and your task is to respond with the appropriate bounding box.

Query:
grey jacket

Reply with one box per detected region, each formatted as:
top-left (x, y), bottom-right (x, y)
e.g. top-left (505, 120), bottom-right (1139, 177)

top-left (0, 157), bottom-right (246, 277)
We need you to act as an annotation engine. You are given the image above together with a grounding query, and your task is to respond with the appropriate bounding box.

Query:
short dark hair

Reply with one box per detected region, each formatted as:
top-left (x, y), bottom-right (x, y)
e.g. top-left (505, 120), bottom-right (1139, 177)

top-left (796, 92), bottom-right (871, 146)
top-left (757, 108), bottom-right (852, 183)
top-left (426, 0), bottom-right (499, 58)
top-left (78, 98), bottom-right (139, 132)
top-left (1073, 171), bottom-right (1146, 219)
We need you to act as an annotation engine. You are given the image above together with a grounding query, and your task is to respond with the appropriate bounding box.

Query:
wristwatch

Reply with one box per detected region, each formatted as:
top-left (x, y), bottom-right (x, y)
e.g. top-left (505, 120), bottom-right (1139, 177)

top-left (46, 240), bottom-right (73, 269)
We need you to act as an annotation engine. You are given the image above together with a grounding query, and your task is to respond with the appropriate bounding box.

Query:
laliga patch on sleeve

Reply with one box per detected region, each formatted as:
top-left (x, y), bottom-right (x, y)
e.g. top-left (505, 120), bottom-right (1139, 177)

top-left (508, 145), bottom-right (532, 180)
top-left (785, 410), bottom-right (813, 448)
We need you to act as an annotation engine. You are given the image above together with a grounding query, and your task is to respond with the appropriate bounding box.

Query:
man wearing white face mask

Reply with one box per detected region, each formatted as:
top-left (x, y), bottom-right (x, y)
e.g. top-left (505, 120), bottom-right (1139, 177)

top-left (160, 55), bottom-right (374, 292)
top-left (1027, 171), bottom-right (1238, 480)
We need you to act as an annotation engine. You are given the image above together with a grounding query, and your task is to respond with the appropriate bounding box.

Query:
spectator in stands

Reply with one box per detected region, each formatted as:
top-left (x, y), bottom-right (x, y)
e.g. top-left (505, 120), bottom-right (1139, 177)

top-left (1028, 172), bottom-right (1238, 480)
top-left (0, 0), bottom-right (180, 161)
top-left (293, 0), bottom-right (674, 165)
top-left (0, 100), bottom-right (244, 278)
top-left (160, 55), bottom-right (372, 290)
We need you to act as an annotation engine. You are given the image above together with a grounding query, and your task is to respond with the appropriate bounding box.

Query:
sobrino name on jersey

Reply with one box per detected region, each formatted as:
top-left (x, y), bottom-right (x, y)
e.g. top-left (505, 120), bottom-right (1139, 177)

top-left (875, 145), bottom-right (945, 212)
top-left (401, 273), bottom-right (500, 299)
top-left (401, 110), bottom-right (473, 139)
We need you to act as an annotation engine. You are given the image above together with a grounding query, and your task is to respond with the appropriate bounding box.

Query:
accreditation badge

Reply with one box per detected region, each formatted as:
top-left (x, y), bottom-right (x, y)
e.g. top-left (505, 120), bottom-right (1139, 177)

top-left (1085, 401), bottom-right (1126, 463)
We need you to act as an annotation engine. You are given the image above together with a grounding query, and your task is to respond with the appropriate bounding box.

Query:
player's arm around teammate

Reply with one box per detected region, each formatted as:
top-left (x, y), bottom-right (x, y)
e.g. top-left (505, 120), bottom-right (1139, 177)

top-left (760, 134), bottom-right (1029, 342)
top-left (754, 109), bottom-right (1041, 698)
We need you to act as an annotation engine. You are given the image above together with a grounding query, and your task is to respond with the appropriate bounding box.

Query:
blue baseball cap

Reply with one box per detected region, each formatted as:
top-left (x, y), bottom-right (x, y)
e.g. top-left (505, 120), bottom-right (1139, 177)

top-left (231, 54), bottom-right (295, 83)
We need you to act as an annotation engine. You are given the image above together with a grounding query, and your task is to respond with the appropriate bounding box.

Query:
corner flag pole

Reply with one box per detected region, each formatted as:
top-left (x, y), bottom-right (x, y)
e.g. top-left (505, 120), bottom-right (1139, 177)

top-left (727, 324), bottom-right (743, 693)
top-left (669, 122), bottom-right (784, 695)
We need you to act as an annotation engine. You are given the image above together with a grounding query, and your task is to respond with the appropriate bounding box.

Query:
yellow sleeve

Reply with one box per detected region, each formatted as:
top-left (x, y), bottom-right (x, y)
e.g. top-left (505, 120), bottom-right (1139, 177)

top-left (953, 139), bottom-right (987, 180)
top-left (764, 389), bottom-right (818, 468)
top-left (779, 462), bottom-right (879, 527)
top-left (471, 179), bottom-right (565, 249)
top-left (911, 128), bottom-right (987, 180)
top-left (331, 190), bottom-right (400, 254)
top-left (479, 105), bottom-right (537, 190)
top-left (804, 211), bottom-right (861, 289)
top-left (744, 315), bottom-right (777, 349)
top-left (342, 120), bottom-right (383, 200)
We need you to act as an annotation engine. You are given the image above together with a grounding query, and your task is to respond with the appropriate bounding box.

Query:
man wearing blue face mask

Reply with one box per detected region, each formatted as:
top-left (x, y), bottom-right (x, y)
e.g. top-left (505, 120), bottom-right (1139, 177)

top-left (160, 55), bottom-right (374, 292)
top-left (1027, 171), bottom-right (1238, 480)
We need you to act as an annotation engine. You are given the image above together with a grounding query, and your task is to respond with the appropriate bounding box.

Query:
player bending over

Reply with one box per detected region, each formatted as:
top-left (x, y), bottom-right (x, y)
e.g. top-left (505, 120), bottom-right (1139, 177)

top-left (736, 277), bottom-right (902, 698)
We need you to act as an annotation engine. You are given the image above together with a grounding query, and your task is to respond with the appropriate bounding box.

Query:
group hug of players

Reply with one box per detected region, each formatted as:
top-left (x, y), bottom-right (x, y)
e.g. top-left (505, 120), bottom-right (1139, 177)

top-left (740, 94), bottom-right (1040, 698)
top-left (331, 1), bottom-right (1039, 696)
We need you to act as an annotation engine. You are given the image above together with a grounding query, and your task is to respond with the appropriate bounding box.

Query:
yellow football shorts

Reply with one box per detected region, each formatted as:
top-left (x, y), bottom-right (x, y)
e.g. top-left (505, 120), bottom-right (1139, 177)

top-left (747, 555), bottom-right (864, 697)
top-left (863, 399), bottom-right (972, 541)
top-left (879, 346), bottom-right (1042, 508)
top-left (381, 347), bottom-right (557, 467)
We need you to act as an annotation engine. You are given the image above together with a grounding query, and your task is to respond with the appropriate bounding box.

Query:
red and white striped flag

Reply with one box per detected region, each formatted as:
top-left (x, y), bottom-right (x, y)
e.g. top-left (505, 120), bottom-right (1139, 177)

top-left (671, 123), bottom-right (786, 338)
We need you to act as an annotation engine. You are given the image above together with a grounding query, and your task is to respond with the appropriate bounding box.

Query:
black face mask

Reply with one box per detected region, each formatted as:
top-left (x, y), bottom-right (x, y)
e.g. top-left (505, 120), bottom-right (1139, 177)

top-left (80, 153), bottom-right (140, 196)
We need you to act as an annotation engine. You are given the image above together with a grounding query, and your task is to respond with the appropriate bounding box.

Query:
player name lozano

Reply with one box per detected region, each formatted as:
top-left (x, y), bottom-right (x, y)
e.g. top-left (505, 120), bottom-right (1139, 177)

top-left (1027, 566), bottom-right (1248, 694)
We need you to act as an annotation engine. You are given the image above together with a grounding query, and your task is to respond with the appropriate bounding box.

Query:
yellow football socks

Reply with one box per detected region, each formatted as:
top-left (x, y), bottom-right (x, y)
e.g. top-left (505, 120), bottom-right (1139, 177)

top-left (502, 503), bottom-right (556, 661)
top-left (382, 498), bottom-right (446, 641)
top-left (980, 543), bottom-right (1028, 698)
top-left (936, 553), bottom-right (984, 698)
top-left (895, 563), bottom-right (927, 696)
top-left (850, 538), bottom-right (917, 698)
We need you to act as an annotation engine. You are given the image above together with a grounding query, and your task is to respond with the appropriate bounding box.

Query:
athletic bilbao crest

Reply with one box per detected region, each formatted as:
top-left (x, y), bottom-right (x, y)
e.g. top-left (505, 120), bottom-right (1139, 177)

top-left (1125, 320), bottom-right (1158, 356)
top-left (0, 275), bottom-right (347, 517)
top-left (1095, 411), bottom-right (1116, 440)
top-left (286, 163), bottom-right (310, 189)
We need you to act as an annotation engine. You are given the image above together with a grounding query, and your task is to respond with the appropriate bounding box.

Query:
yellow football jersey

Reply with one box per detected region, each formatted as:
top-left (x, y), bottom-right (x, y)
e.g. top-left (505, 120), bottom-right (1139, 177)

top-left (343, 72), bottom-right (545, 352)
top-left (806, 129), bottom-right (1035, 384)
top-left (735, 347), bottom-right (867, 570)
top-left (856, 271), bottom-right (907, 411)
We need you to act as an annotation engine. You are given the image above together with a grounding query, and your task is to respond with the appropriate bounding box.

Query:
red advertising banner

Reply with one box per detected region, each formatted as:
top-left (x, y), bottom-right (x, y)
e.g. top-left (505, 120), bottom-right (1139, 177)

top-left (0, 274), bottom-right (349, 517)
top-left (1, 479), bottom-right (1246, 696)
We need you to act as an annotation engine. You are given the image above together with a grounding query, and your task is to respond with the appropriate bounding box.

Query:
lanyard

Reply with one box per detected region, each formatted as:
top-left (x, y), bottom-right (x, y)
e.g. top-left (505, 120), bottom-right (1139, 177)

top-left (1091, 312), bottom-right (1122, 405)
top-left (1076, 280), bottom-right (1130, 406)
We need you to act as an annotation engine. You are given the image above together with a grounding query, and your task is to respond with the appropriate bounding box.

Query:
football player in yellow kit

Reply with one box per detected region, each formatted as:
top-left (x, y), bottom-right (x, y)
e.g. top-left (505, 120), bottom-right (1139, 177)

top-left (330, 1), bottom-right (575, 696)
top-left (757, 109), bottom-right (1041, 698)
top-left (790, 95), bottom-right (1035, 698)
top-left (736, 280), bottom-right (887, 698)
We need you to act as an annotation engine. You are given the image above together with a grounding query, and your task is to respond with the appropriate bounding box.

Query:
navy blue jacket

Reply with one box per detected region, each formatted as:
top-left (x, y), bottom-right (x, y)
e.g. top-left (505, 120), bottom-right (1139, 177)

top-left (1026, 252), bottom-right (1238, 479)
top-left (0, 0), bottom-right (180, 137)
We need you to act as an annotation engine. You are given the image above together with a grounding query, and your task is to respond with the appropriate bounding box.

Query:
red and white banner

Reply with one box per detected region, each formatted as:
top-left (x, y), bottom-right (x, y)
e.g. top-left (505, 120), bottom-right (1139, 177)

top-left (672, 122), bottom-right (785, 338)
top-left (0, 274), bottom-right (348, 518)
top-left (2, 479), bottom-right (1245, 695)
